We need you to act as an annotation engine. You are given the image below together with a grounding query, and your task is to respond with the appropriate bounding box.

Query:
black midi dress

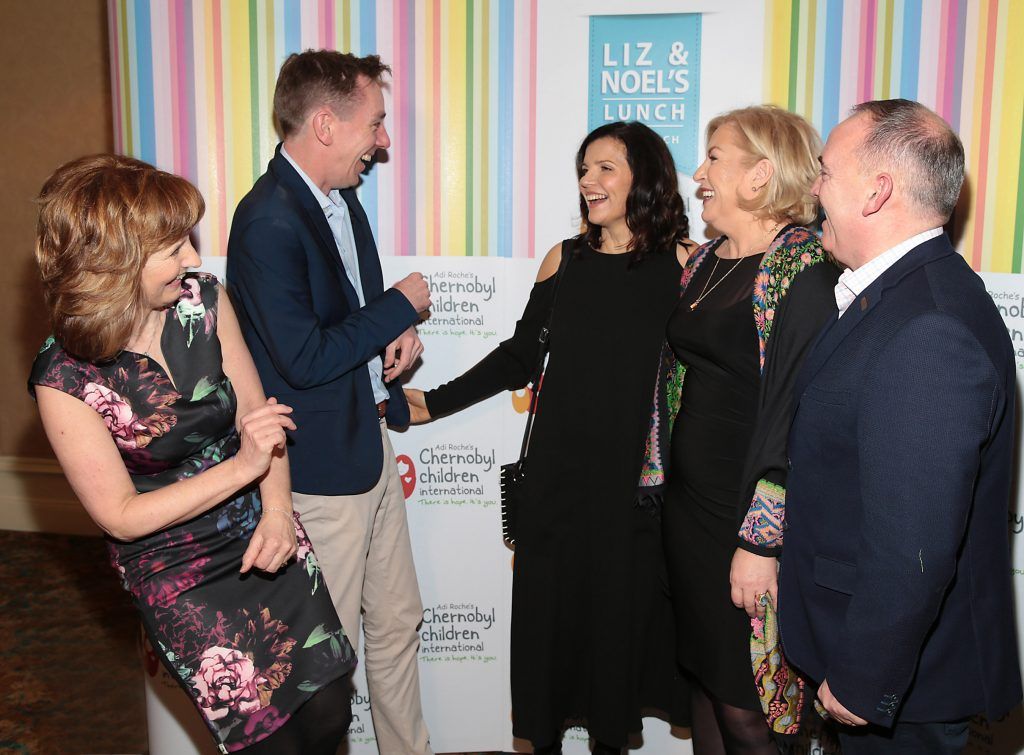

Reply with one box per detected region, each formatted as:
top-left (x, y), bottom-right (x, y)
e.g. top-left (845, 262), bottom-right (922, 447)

top-left (425, 238), bottom-right (689, 747)
top-left (663, 251), bottom-right (767, 711)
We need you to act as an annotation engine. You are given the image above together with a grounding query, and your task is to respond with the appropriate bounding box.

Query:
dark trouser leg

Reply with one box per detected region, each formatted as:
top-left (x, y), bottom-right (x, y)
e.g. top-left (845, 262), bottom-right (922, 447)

top-left (838, 718), bottom-right (969, 755)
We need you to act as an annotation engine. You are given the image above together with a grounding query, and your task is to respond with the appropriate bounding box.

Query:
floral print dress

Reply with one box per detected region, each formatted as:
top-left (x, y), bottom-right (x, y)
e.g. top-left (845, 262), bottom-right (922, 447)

top-left (29, 273), bottom-right (355, 753)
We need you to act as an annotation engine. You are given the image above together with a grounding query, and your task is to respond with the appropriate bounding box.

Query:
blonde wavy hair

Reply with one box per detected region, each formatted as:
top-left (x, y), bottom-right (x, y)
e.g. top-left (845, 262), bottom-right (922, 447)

top-left (706, 105), bottom-right (822, 226)
top-left (35, 154), bottom-right (204, 362)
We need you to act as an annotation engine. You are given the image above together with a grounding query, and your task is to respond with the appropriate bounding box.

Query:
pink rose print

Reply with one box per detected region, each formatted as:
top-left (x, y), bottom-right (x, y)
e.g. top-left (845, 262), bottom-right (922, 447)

top-left (82, 382), bottom-right (147, 449)
top-left (192, 646), bottom-right (266, 721)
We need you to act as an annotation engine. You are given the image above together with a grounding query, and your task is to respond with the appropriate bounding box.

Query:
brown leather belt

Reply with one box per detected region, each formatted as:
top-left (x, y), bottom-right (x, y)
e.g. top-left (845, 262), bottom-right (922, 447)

top-left (376, 400), bottom-right (388, 418)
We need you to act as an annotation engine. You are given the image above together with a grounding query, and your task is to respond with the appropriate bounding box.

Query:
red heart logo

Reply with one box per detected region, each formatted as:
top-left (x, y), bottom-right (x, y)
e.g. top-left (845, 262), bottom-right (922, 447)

top-left (396, 454), bottom-right (416, 499)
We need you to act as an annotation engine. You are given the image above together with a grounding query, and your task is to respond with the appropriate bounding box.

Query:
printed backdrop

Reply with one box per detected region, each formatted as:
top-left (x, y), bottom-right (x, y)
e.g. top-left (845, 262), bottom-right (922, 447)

top-left (108, 1), bottom-right (1024, 753)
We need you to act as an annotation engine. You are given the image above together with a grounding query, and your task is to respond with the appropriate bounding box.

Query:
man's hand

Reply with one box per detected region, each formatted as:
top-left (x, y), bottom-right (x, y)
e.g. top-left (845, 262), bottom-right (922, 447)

top-left (819, 680), bottom-right (868, 727)
top-left (384, 326), bottom-right (423, 382)
top-left (404, 388), bottom-right (432, 424)
top-left (393, 272), bottom-right (432, 313)
top-left (730, 548), bottom-right (778, 618)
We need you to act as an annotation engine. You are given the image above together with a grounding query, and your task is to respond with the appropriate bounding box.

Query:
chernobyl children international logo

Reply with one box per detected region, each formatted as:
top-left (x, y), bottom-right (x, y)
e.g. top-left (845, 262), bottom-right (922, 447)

top-left (396, 444), bottom-right (499, 508)
top-left (588, 13), bottom-right (702, 174)
top-left (420, 602), bottom-right (498, 664)
top-left (419, 271), bottom-right (498, 340)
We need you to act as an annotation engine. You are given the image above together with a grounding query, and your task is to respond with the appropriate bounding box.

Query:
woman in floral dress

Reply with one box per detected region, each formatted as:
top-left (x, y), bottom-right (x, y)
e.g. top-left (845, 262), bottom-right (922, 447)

top-left (29, 155), bottom-right (354, 754)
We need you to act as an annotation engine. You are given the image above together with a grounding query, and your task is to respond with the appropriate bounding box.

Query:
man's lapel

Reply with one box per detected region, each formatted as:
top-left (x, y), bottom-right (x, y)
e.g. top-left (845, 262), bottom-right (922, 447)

top-left (269, 148), bottom-right (361, 310)
top-left (795, 234), bottom-right (957, 397)
top-left (341, 188), bottom-right (384, 300)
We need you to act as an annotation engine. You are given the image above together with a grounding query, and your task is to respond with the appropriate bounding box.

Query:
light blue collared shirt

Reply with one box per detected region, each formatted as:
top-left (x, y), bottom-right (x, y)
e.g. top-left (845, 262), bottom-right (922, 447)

top-left (281, 147), bottom-right (389, 403)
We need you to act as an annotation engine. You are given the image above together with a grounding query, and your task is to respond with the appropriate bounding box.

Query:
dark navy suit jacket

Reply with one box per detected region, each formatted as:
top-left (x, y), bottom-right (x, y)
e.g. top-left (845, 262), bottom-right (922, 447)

top-left (779, 233), bottom-right (1022, 727)
top-left (226, 146), bottom-right (418, 496)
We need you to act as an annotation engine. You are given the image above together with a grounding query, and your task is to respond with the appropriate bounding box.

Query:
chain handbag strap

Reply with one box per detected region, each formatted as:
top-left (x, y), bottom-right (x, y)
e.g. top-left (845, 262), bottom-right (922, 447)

top-left (515, 238), bottom-right (574, 467)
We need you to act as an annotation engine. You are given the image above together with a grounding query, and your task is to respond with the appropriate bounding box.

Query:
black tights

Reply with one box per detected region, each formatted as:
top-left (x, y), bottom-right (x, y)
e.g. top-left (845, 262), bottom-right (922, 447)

top-left (244, 674), bottom-right (352, 754)
top-left (690, 684), bottom-right (778, 755)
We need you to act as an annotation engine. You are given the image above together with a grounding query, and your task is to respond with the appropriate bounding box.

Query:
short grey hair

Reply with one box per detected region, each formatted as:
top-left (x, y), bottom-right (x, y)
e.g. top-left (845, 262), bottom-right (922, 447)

top-left (851, 99), bottom-right (964, 221)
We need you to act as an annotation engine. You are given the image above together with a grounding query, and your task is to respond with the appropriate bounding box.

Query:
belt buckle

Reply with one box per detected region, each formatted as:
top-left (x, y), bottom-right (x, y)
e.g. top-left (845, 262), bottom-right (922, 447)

top-left (376, 400), bottom-right (388, 418)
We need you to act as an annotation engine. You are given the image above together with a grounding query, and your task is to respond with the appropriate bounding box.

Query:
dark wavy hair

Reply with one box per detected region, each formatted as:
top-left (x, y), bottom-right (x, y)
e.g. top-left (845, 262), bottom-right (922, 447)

top-left (576, 121), bottom-right (689, 263)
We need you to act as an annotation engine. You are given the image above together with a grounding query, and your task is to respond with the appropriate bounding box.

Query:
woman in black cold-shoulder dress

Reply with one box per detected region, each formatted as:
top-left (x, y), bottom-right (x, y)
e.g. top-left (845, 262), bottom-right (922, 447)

top-left (406, 121), bottom-right (694, 754)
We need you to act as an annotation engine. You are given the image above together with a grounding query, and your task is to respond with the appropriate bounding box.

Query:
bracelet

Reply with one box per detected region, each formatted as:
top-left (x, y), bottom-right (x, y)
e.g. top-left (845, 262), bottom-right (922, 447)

top-left (262, 507), bottom-right (292, 518)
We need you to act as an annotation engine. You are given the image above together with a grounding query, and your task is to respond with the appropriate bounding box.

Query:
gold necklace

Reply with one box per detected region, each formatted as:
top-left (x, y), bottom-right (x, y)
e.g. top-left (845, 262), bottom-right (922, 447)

top-left (689, 255), bottom-right (745, 311)
top-left (689, 225), bottom-right (782, 311)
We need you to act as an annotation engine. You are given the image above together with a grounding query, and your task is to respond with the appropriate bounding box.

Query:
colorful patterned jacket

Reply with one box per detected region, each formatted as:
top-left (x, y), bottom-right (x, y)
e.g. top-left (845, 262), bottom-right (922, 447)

top-left (637, 225), bottom-right (838, 555)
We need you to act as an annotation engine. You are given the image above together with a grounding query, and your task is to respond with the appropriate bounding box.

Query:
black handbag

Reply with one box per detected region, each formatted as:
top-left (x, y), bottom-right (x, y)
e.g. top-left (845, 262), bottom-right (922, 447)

top-left (499, 242), bottom-right (572, 546)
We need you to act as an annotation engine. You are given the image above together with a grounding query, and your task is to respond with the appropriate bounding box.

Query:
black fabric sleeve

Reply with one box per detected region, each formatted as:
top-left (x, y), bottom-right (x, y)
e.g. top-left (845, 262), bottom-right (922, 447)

top-left (736, 260), bottom-right (841, 556)
top-left (423, 275), bottom-right (557, 418)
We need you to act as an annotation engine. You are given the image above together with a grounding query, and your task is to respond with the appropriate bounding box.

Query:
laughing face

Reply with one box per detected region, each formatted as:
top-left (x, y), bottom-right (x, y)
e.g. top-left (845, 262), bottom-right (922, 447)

top-left (141, 236), bottom-right (201, 309)
top-left (692, 122), bottom-right (762, 234)
top-left (810, 114), bottom-right (872, 268)
top-left (328, 75), bottom-right (391, 190)
top-left (578, 136), bottom-right (633, 240)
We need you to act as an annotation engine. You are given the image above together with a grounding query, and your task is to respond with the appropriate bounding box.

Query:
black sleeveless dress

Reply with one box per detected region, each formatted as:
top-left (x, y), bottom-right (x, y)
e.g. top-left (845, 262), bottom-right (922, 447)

top-left (426, 239), bottom-right (689, 747)
top-left (29, 274), bottom-right (354, 752)
top-left (663, 251), bottom-right (766, 711)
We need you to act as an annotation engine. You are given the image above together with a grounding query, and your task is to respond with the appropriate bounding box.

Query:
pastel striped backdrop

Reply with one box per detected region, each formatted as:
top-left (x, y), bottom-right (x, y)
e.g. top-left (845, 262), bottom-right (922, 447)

top-left (108, 0), bottom-right (538, 258)
top-left (763, 0), bottom-right (1024, 274)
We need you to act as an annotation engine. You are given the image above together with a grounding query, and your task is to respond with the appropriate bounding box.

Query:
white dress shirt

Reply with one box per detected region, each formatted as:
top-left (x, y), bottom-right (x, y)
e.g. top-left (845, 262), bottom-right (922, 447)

top-left (834, 227), bottom-right (944, 317)
top-left (281, 147), bottom-right (390, 403)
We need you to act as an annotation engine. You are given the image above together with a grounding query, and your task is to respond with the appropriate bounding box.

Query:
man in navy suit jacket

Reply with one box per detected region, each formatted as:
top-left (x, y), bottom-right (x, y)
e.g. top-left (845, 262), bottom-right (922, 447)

top-left (227, 51), bottom-right (433, 754)
top-left (779, 99), bottom-right (1022, 754)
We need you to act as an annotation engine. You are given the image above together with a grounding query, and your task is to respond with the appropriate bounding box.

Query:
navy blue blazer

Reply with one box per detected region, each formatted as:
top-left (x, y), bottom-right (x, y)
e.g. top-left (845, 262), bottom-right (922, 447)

top-left (226, 146), bottom-right (419, 495)
top-left (779, 233), bottom-right (1022, 727)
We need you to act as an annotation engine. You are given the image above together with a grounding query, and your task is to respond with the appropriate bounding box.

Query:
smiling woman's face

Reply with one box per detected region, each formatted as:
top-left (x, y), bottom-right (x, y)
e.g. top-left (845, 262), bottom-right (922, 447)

top-left (692, 122), bottom-right (760, 234)
top-left (141, 236), bottom-right (200, 309)
top-left (578, 136), bottom-right (633, 237)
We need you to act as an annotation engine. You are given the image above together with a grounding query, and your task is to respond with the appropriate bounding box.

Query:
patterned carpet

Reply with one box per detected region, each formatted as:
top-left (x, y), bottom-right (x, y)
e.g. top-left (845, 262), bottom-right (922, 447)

top-left (0, 530), bottom-right (145, 754)
top-left (0, 530), bottom-right (501, 755)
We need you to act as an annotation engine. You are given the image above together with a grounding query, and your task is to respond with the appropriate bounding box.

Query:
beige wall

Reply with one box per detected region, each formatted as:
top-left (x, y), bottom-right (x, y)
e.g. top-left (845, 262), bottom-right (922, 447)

top-left (0, 0), bottom-right (112, 459)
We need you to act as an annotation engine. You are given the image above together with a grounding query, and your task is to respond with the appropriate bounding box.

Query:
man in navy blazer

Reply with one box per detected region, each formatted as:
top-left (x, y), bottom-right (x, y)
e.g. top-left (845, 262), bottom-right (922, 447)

top-left (779, 99), bottom-right (1022, 754)
top-left (227, 51), bottom-right (433, 753)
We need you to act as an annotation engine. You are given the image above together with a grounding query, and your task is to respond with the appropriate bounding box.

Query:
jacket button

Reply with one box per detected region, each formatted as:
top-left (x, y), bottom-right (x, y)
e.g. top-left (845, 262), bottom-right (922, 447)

top-left (787, 457), bottom-right (793, 471)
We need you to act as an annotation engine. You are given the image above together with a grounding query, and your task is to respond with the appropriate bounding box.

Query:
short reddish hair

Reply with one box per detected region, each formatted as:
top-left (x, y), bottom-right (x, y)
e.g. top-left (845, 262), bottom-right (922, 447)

top-left (35, 154), bottom-right (204, 362)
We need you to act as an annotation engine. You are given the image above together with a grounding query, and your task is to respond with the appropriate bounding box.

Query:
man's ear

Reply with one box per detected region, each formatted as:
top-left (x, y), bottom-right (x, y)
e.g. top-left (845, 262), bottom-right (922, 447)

top-left (863, 173), bottom-right (893, 216)
top-left (310, 109), bottom-right (334, 146)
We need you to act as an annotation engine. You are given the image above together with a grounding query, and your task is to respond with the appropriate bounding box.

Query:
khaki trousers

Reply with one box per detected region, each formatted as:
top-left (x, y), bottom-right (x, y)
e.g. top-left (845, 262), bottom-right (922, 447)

top-left (292, 419), bottom-right (432, 755)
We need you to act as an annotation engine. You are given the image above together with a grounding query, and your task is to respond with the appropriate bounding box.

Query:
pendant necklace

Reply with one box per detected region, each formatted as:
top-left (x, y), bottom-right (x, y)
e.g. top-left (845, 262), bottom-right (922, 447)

top-left (135, 312), bottom-right (161, 358)
top-left (689, 255), bottom-right (745, 311)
